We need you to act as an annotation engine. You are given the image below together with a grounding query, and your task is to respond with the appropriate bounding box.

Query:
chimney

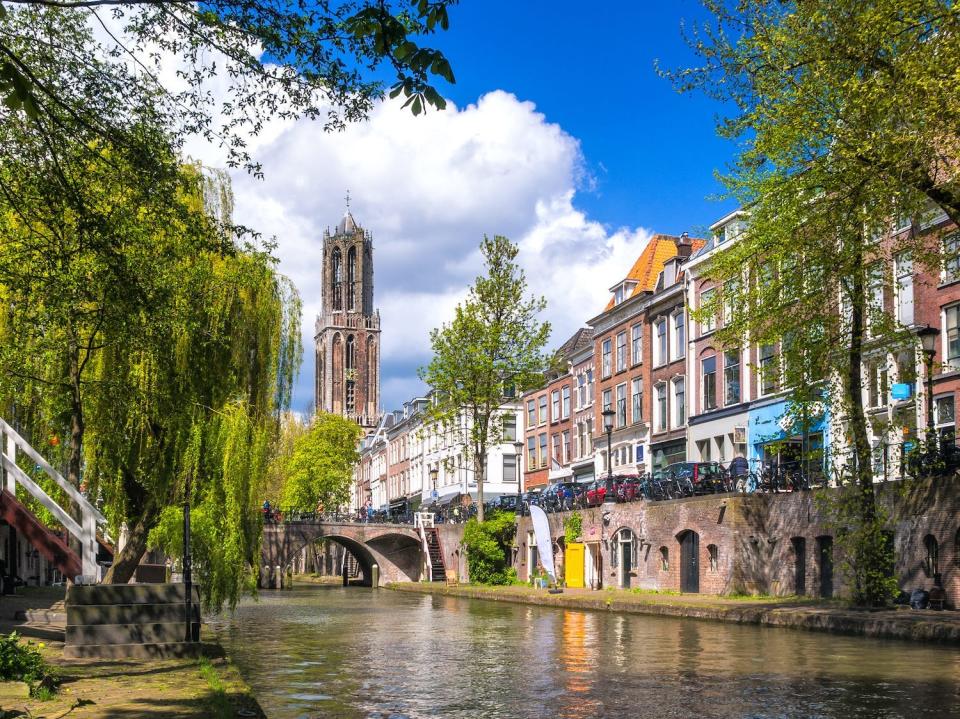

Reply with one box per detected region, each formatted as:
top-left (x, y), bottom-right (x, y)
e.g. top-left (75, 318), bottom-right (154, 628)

top-left (675, 232), bottom-right (693, 259)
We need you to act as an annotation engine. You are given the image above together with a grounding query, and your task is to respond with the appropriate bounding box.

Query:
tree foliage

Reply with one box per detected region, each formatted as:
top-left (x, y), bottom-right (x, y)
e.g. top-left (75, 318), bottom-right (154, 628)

top-left (0, 0), bottom-right (458, 176)
top-left (666, 0), bottom-right (960, 605)
top-left (461, 511), bottom-right (516, 585)
top-left (420, 236), bottom-right (550, 522)
top-left (277, 413), bottom-right (361, 510)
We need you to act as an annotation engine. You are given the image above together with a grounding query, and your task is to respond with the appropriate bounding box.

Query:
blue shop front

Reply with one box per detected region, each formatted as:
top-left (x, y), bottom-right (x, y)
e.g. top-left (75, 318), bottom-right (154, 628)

top-left (747, 397), bottom-right (830, 475)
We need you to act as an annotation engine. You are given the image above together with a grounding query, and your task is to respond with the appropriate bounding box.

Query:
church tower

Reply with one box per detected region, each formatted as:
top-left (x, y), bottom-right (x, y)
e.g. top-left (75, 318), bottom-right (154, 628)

top-left (314, 206), bottom-right (381, 433)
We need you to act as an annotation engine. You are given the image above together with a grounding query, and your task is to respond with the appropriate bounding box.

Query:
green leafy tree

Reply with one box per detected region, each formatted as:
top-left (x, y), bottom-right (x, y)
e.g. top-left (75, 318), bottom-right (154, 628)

top-left (278, 413), bottom-right (361, 511)
top-left (0, 1), bottom-right (457, 175)
top-left (461, 511), bottom-right (516, 585)
top-left (665, 0), bottom-right (960, 605)
top-left (420, 236), bottom-right (550, 522)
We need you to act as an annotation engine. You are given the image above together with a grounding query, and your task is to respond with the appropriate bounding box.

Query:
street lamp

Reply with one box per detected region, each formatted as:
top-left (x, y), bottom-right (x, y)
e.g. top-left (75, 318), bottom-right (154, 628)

top-left (429, 466), bottom-right (438, 503)
top-left (513, 440), bottom-right (524, 516)
top-left (918, 325), bottom-right (941, 447)
top-left (601, 407), bottom-right (616, 505)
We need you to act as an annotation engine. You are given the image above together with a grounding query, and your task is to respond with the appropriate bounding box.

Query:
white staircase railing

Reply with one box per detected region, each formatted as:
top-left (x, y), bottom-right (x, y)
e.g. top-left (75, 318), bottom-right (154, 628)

top-left (0, 418), bottom-right (107, 583)
top-left (414, 511), bottom-right (436, 581)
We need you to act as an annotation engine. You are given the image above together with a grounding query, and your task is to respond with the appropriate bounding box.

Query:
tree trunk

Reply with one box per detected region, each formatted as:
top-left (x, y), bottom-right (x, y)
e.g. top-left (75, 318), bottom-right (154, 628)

top-left (102, 500), bottom-right (160, 584)
top-left (844, 252), bottom-right (877, 522)
top-left (474, 449), bottom-right (486, 523)
top-left (67, 346), bottom-right (84, 490)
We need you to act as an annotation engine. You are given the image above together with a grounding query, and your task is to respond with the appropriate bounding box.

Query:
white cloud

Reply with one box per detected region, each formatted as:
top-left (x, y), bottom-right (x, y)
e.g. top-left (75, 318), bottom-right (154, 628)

top-left (220, 90), bottom-right (655, 412)
top-left (85, 14), bottom-right (658, 413)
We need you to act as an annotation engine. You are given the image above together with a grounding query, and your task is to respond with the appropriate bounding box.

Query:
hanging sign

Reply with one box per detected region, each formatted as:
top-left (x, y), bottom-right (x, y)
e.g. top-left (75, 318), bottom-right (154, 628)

top-left (891, 383), bottom-right (913, 401)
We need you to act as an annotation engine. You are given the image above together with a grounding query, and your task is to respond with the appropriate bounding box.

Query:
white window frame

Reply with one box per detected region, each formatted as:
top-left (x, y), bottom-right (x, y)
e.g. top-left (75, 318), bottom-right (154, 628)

top-left (672, 376), bottom-right (685, 428)
top-left (631, 324), bottom-right (643, 365)
top-left (672, 311), bottom-right (685, 360)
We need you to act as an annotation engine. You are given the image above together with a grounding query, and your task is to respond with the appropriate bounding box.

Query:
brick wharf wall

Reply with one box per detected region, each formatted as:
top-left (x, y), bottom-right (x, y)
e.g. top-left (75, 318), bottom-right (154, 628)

top-left (437, 477), bottom-right (960, 607)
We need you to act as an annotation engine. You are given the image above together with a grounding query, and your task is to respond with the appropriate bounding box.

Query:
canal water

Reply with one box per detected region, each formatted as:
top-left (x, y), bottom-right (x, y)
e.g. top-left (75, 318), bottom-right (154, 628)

top-left (211, 585), bottom-right (960, 719)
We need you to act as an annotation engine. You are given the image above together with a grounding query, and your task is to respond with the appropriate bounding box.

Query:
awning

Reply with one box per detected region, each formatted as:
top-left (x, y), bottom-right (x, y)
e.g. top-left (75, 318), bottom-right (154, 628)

top-left (389, 499), bottom-right (407, 511)
top-left (435, 492), bottom-right (459, 506)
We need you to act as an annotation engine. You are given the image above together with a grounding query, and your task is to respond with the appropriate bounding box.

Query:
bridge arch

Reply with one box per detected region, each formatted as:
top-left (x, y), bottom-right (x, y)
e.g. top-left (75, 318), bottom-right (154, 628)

top-left (261, 521), bottom-right (425, 588)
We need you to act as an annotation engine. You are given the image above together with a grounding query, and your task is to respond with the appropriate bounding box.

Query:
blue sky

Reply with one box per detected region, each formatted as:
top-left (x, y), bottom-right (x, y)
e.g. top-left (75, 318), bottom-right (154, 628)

top-left (433, 0), bottom-right (738, 236)
top-left (217, 2), bottom-right (742, 415)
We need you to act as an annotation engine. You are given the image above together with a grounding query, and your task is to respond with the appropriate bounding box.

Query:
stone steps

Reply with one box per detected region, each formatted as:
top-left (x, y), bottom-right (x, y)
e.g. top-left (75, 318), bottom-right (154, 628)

top-left (64, 583), bottom-right (202, 659)
top-left (64, 641), bottom-right (204, 660)
top-left (66, 621), bottom-right (201, 646)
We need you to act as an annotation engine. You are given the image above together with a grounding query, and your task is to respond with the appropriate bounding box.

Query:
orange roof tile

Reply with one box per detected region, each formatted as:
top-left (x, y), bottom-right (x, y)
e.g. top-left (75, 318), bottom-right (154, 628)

top-left (603, 234), bottom-right (705, 311)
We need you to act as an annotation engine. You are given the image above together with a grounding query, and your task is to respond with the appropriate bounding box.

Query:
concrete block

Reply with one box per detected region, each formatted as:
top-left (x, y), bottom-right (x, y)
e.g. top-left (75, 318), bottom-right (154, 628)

top-left (67, 602), bottom-right (199, 626)
top-left (66, 622), bottom-right (200, 646)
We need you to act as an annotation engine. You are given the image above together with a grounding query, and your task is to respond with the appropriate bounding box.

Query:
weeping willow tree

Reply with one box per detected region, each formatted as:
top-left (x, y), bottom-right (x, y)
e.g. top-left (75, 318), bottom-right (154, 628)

top-left (0, 18), bottom-right (301, 605)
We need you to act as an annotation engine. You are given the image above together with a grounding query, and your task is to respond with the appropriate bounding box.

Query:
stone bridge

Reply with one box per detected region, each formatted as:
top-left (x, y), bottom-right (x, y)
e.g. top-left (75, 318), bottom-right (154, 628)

top-left (261, 519), bottom-right (424, 588)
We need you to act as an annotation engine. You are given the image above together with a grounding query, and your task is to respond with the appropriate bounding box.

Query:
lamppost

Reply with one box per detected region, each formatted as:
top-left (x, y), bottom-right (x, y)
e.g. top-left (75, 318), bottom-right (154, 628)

top-left (183, 472), bottom-right (193, 643)
top-left (429, 466), bottom-right (438, 507)
top-left (918, 325), bottom-right (941, 452)
top-left (602, 407), bottom-right (616, 505)
top-left (513, 439), bottom-right (524, 516)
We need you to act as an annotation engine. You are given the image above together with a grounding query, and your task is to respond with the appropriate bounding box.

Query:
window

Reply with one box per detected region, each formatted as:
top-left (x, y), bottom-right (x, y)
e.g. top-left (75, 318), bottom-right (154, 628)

top-left (586, 369), bottom-right (594, 404)
top-left (656, 319), bottom-right (667, 365)
top-left (866, 263), bottom-right (885, 334)
top-left (673, 312), bottom-right (686, 359)
top-left (631, 324), bottom-right (642, 365)
top-left (527, 436), bottom-right (536, 469)
top-left (895, 252), bottom-right (914, 325)
top-left (867, 361), bottom-right (888, 409)
top-left (702, 355), bottom-right (717, 411)
top-left (947, 305), bottom-right (960, 361)
top-left (759, 344), bottom-right (777, 395)
top-left (724, 351), bottom-right (741, 405)
top-left (602, 389), bottom-right (612, 412)
top-left (539, 395), bottom-right (548, 424)
top-left (503, 455), bottom-right (517, 483)
top-left (700, 289), bottom-right (716, 334)
top-left (673, 377), bottom-right (685, 427)
top-left (503, 414), bottom-right (517, 442)
top-left (551, 390), bottom-right (560, 421)
top-left (944, 232), bottom-right (960, 282)
top-left (576, 374), bottom-right (586, 409)
top-left (602, 338), bottom-right (612, 378)
top-left (562, 430), bottom-right (571, 463)
top-left (655, 383), bottom-right (667, 431)
top-left (631, 378), bottom-right (642, 423)
top-left (923, 535), bottom-right (939, 578)
top-left (723, 280), bottom-right (740, 324)
top-left (526, 399), bottom-right (536, 427)
top-left (616, 384), bottom-right (627, 428)
top-left (561, 385), bottom-right (571, 418)
top-left (708, 544), bottom-right (718, 572)
top-left (659, 547), bottom-right (669, 571)
top-left (614, 285), bottom-right (624, 305)
top-left (616, 331), bottom-right (627, 372)
top-left (552, 433), bottom-right (561, 462)
top-left (538, 433), bottom-right (548, 468)
top-left (934, 395), bottom-right (955, 444)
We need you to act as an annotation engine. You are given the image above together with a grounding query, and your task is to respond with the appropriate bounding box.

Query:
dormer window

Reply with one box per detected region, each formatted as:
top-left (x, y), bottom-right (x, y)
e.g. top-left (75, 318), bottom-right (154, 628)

top-left (610, 279), bottom-right (638, 306)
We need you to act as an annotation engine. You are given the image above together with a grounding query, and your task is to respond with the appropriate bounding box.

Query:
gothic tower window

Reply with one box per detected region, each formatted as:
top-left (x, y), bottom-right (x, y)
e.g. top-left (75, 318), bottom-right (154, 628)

top-left (367, 339), bottom-right (377, 414)
top-left (332, 333), bottom-right (343, 413)
top-left (347, 246), bottom-right (357, 311)
top-left (332, 247), bottom-right (343, 311)
top-left (345, 334), bottom-right (356, 413)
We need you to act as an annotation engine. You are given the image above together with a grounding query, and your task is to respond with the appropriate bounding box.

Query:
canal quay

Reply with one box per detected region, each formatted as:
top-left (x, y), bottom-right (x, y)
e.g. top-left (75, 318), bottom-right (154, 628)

top-left (210, 584), bottom-right (960, 719)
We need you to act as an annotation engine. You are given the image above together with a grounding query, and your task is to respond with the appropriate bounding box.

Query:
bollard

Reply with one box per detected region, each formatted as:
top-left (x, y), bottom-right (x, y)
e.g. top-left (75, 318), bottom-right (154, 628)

top-left (275, 565), bottom-right (282, 589)
top-left (370, 564), bottom-right (379, 588)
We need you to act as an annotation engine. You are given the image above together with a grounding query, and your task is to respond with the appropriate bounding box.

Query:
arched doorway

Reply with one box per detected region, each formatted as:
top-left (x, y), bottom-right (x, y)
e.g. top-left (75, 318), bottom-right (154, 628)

top-left (678, 530), bottom-right (700, 593)
top-left (612, 528), bottom-right (637, 589)
top-left (791, 537), bottom-right (806, 596)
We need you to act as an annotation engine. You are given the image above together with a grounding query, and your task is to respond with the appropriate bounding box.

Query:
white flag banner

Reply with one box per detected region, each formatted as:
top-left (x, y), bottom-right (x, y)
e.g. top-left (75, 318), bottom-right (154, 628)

top-left (529, 505), bottom-right (556, 583)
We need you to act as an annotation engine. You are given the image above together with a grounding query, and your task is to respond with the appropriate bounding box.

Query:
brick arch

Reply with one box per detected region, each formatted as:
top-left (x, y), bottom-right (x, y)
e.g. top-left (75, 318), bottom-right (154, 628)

top-left (261, 522), bottom-right (424, 587)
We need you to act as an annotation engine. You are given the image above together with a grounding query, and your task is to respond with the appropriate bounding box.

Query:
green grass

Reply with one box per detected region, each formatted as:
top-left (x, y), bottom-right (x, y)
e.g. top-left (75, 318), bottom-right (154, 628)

top-left (197, 656), bottom-right (233, 719)
top-left (629, 588), bottom-right (682, 596)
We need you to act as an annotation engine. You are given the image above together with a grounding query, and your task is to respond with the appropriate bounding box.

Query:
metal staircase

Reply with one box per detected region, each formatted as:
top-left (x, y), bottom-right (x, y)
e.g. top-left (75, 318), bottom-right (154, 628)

top-left (0, 418), bottom-right (107, 582)
top-left (415, 512), bottom-right (445, 581)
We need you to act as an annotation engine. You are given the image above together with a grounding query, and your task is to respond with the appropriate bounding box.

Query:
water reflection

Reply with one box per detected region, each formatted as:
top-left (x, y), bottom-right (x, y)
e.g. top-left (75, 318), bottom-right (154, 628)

top-left (212, 586), bottom-right (960, 719)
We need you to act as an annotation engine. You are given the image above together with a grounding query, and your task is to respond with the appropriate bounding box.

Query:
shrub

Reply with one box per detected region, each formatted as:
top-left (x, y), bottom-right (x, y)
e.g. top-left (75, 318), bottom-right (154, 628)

top-left (0, 632), bottom-right (59, 696)
top-left (462, 510), bottom-right (516, 585)
top-left (563, 512), bottom-right (582, 544)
